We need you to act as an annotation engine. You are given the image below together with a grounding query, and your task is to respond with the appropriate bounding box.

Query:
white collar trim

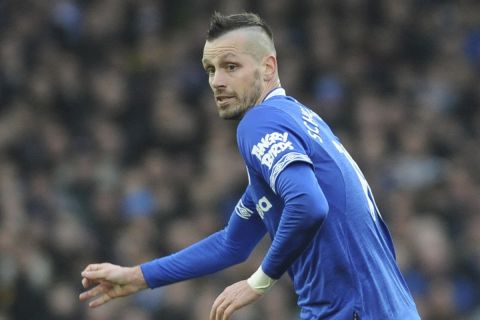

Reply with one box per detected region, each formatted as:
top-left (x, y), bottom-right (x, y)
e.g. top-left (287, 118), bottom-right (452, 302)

top-left (264, 87), bottom-right (286, 101)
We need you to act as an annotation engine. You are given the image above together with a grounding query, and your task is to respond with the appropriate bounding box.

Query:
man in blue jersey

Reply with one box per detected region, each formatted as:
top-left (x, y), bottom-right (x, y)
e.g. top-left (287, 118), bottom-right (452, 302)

top-left (80, 12), bottom-right (421, 320)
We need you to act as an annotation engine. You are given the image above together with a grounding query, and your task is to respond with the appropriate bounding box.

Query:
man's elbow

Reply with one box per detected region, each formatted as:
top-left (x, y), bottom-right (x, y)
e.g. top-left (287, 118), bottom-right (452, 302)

top-left (224, 247), bottom-right (251, 265)
top-left (303, 194), bottom-right (329, 228)
top-left (237, 251), bottom-right (251, 263)
top-left (223, 238), bottom-right (254, 264)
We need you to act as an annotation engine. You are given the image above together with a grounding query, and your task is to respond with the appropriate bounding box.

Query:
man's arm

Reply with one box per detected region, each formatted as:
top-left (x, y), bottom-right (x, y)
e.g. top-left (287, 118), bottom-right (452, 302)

top-left (141, 211), bottom-right (266, 287)
top-left (260, 161), bottom-right (328, 279)
top-left (80, 199), bottom-right (266, 308)
top-left (210, 162), bottom-right (328, 319)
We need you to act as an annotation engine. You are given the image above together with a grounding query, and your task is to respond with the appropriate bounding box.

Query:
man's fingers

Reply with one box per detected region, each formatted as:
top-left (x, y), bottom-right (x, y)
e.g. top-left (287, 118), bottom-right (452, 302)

top-left (82, 277), bottom-right (100, 288)
top-left (210, 295), bottom-right (225, 320)
top-left (82, 263), bottom-right (111, 275)
top-left (88, 293), bottom-right (112, 308)
top-left (210, 281), bottom-right (261, 320)
top-left (82, 263), bottom-right (101, 274)
top-left (211, 298), bottom-right (244, 320)
top-left (223, 304), bottom-right (237, 320)
top-left (215, 299), bottom-right (232, 320)
top-left (79, 284), bottom-right (106, 301)
top-left (80, 263), bottom-right (114, 291)
top-left (215, 302), bottom-right (227, 320)
top-left (82, 277), bottom-right (89, 288)
top-left (79, 263), bottom-right (127, 309)
top-left (81, 269), bottom-right (107, 281)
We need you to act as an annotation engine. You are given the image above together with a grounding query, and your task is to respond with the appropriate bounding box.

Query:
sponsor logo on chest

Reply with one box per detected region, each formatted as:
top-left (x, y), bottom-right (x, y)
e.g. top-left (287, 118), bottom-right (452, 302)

top-left (255, 196), bottom-right (272, 219)
top-left (235, 196), bottom-right (273, 220)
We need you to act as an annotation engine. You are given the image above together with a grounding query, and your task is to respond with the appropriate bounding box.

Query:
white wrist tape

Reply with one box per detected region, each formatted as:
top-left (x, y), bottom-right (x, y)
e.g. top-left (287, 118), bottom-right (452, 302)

top-left (247, 266), bottom-right (277, 294)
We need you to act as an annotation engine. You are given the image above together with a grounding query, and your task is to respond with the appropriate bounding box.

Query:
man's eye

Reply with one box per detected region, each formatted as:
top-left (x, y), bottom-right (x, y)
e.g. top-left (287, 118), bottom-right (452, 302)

top-left (205, 67), bottom-right (214, 75)
top-left (226, 64), bottom-right (237, 71)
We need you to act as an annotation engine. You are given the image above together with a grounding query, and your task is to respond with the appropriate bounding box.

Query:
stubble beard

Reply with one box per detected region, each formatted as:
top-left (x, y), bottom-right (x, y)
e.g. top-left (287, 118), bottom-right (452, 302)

top-left (218, 70), bottom-right (262, 120)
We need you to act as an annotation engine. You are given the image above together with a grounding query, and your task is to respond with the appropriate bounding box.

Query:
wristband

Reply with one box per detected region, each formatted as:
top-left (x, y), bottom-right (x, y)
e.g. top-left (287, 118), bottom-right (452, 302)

top-left (247, 266), bottom-right (277, 294)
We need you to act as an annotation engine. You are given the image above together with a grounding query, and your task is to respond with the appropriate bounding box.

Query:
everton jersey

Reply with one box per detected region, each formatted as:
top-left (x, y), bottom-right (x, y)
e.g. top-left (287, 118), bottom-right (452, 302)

top-left (234, 88), bottom-right (421, 320)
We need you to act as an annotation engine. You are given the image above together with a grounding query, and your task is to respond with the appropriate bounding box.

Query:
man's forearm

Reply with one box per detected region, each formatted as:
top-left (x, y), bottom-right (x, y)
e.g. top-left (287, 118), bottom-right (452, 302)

top-left (141, 211), bottom-right (266, 288)
top-left (141, 230), bottom-right (244, 287)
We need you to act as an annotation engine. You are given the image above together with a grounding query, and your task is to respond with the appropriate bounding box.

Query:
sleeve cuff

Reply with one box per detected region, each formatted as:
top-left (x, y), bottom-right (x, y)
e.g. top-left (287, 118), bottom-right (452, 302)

top-left (140, 261), bottom-right (158, 289)
top-left (247, 266), bottom-right (277, 294)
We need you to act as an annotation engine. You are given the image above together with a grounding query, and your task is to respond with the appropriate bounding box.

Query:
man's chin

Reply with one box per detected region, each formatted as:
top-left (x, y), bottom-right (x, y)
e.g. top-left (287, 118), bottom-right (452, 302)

top-left (218, 111), bottom-right (242, 120)
top-left (218, 106), bottom-right (243, 120)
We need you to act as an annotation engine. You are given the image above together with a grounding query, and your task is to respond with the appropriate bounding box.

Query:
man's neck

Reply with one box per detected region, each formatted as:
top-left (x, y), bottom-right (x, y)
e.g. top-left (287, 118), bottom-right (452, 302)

top-left (263, 87), bottom-right (286, 101)
top-left (256, 80), bottom-right (282, 104)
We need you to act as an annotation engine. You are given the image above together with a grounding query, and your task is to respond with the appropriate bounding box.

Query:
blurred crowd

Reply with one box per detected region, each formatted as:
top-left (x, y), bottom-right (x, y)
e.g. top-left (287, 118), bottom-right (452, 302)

top-left (0, 0), bottom-right (479, 319)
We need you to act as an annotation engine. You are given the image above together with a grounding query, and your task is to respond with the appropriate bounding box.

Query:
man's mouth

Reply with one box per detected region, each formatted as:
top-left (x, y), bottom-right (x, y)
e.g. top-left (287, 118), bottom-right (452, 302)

top-left (216, 95), bottom-right (235, 106)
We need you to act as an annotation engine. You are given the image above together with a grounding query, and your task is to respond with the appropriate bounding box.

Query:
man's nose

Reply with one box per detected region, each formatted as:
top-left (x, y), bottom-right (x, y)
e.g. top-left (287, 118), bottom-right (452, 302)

top-left (210, 70), bottom-right (226, 89)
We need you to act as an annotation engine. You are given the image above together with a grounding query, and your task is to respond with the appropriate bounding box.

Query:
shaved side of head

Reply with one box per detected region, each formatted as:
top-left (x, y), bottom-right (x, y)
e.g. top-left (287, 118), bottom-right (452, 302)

top-left (206, 12), bottom-right (276, 62)
top-left (241, 27), bottom-right (276, 62)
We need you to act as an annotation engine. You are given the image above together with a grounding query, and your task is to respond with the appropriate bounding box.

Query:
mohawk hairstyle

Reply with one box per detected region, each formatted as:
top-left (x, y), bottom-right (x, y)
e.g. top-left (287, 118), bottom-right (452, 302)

top-left (206, 12), bottom-right (273, 41)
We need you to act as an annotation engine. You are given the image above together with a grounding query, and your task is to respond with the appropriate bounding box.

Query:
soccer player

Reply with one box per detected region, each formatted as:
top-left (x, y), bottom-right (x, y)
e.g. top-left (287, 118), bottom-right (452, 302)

top-left (80, 12), bottom-right (421, 320)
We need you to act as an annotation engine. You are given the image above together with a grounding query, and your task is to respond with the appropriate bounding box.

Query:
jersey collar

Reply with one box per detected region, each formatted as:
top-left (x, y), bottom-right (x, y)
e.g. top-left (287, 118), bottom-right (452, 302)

top-left (263, 87), bottom-right (286, 102)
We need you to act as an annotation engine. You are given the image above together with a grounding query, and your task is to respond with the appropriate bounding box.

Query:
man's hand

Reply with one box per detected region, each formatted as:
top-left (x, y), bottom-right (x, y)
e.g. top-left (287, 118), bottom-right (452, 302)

top-left (79, 263), bottom-right (148, 308)
top-left (210, 280), bottom-right (262, 320)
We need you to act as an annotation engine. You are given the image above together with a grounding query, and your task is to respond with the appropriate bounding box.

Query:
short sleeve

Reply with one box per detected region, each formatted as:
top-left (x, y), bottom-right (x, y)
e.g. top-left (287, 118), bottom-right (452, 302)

top-left (237, 106), bottom-right (313, 193)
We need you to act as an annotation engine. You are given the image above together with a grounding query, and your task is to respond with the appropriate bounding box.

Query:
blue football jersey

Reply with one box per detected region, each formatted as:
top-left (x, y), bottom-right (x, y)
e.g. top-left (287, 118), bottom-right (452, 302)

top-left (235, 89), bottom-right (421, 319)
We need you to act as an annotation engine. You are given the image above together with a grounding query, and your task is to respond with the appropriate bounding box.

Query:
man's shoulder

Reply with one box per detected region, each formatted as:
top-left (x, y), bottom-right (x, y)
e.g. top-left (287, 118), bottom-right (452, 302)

top-left (244, 101), bottom-right (283, 118)
top-left (239, 98), bottom-right (299, 132)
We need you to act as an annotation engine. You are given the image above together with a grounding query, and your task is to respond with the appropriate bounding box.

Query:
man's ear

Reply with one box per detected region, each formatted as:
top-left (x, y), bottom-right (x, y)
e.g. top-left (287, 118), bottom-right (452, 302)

top-left (263, 55), bottom-right (277, 81)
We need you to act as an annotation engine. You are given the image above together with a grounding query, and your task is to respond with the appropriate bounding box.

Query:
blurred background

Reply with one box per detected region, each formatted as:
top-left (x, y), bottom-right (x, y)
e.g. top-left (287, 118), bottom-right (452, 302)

top-left (0, 0), bottom-right (479, 319)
